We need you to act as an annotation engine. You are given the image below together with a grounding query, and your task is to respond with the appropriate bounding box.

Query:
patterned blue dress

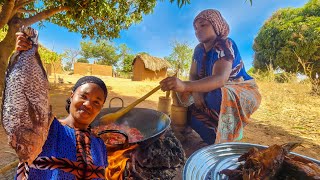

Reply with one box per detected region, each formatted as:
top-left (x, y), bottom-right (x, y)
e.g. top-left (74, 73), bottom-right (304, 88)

top-left (15, 118), bottom-right (107, 179)
top-left (189, 38), bottom-right (255, 144)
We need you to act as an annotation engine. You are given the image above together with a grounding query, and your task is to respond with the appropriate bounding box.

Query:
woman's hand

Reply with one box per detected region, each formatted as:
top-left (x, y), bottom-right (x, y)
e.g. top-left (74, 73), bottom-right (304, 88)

top-left (192, 92), bottom-right (206, 109)
top-left (15, 32), bottom-right (32, 51)
top-left (160, 76), bottom-right (187, 92)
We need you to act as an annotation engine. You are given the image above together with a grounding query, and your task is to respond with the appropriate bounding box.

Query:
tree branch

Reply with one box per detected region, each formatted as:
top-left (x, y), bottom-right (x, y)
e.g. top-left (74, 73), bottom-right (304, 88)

top-left (0, 0), bottom-right (16, 29)
top-left (22, 6), bottom-right (70, 26)
top-left (13, 0), bottom-right (35, 11)
top-left (17, 8), bottom-right (37, 14)
top-left (10, 0), bottom-right (35, 22)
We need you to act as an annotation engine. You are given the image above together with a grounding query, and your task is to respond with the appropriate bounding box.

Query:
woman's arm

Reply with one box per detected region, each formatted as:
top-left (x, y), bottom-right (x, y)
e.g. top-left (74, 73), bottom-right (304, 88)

top-left (160, 59), bottom-right (232, 93)
top-left (189, 61), bottom-right (198, 81)
top-left (185, 58), bottom-right (232, 92)
top-left (189, 61), bottom-right (206, 108)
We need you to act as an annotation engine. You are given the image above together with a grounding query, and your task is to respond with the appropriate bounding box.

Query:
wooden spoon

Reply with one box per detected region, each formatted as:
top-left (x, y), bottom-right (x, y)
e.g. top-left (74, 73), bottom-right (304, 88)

top-left (99, 85), bottom-right (161, 124)
top-left (100, 72), bottom-right (177, 125)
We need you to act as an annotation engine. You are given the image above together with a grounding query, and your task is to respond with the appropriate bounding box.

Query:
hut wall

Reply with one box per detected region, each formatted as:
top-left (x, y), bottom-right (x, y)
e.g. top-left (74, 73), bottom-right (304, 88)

top-left (74, 63), bottom-right (92, 75)
top-left (92, 64), bottom-right (112, 76)
top-left (132, 58), bottom-right (167, 81)
top-left (132, 58), bottom-right (145, 81)
top-left (74, 63), bottom-right (112, 76)
top-left (142, 68), bottom-right (167, 81)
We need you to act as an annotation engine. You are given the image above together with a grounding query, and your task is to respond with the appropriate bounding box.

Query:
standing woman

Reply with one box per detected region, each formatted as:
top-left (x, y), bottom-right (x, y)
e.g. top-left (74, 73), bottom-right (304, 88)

top-left (14, 33), bottom-right (108, 179)
top-left (160, 9), bottom-right (261, 144)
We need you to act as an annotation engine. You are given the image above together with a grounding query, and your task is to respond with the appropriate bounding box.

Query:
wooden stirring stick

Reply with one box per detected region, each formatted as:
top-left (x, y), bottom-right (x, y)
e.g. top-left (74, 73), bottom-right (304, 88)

top-left (100, 85), bottom-right (161, 124)
top-left (100, 73), bottom-right (177, 125)
top-left (165, 89), bottom-right (170, 98)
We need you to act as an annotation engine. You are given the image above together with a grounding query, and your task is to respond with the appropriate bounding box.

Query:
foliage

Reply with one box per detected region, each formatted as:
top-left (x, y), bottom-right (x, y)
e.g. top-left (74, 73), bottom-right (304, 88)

top-left (38, 45), bottom-right (62, 84)
top-left (61, 48), bottom-right (80, 70)
top-left (253, 0), bottom-right (320, 94)
top-left (247, 67), bottom-right (256, 76)
top-left (0, 26), bottom-right (6, 41)
top-left (274, 72), bottom-right (298, 83)
top-left (118, 44), bottom-right (135, 73)
top-left (117, 71), bottom-right (133, 79)
top-left (77, 41), bottom-right (136, 71)
top-left (77, 57), bottom-right (89, 63)
top-left (253, 0), bottom-right (320, 78)
top-left (121, 54), bottom-right (135, 73)
top-left (38, 45), bottom-right (61, 65)
top-left (79, 40), bottom-right (118, 66)
top-left (0, 0), bottom-right (189, 40)
top-left (250, 63), bottom-right (276, 82)
top-left (64, 61), bottom-right (73, 71)
top-left (167, 0), bottom-right (190, 8)
top-left (165, 41), bottom-right (193, 78)
top-left (0, 0), bottom-right (190, 94)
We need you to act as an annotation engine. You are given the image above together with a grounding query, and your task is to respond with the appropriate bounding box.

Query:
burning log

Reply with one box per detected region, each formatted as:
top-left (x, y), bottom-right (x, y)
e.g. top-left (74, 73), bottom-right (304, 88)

top-left (124, 127), bottom-right (186, 179)
top-left (105, 145), bottom-right (137, 180)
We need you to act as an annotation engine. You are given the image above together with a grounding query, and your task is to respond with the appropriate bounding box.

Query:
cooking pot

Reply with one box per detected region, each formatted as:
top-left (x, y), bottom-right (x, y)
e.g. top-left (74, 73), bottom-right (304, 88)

top-left (90, 98), bottom-right (171, 151)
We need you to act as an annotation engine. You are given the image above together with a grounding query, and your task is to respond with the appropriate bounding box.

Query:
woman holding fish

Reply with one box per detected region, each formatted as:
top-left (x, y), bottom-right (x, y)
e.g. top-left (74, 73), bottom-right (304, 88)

top-left (160, 9), bottom-right (261, 145)
top-left (2, 28), bottom-right (108, 179)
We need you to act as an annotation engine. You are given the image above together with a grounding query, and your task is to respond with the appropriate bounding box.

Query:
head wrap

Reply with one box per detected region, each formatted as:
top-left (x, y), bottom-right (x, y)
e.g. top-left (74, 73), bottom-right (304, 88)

top-left (193, 9), bottom-right (230, 39)
top-left (65, 76), bottom-right (108, 113)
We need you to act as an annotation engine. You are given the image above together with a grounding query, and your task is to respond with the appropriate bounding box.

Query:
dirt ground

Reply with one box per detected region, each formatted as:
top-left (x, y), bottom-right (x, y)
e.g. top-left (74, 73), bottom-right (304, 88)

top-left (0, 74), bottom-right (319, 179)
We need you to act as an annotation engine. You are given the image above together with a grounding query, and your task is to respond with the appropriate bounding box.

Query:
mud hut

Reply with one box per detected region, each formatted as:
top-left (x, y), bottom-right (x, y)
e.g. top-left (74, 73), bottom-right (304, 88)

top-left (132, 54), bottom-right (170, 81)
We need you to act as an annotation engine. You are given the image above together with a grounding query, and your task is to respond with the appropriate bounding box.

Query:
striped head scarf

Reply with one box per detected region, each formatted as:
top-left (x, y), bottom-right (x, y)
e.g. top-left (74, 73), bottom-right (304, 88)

top-left (193, 9), bottom-right (230, 39)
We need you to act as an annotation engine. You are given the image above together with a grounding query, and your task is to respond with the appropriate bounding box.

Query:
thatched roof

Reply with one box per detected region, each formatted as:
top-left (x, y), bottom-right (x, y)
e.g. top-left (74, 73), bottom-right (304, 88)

top-left (133, 54), bottom-right (171, 72)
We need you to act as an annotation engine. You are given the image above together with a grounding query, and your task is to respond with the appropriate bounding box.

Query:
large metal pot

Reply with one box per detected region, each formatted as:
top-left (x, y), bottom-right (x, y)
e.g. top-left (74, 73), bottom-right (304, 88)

top-left (90, 105), bottom-right (171, 151)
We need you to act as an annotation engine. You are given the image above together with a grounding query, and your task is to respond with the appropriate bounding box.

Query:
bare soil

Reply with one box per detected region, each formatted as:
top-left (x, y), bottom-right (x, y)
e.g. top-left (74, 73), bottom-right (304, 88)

top-left (0, 74), bottom-right (319, 179)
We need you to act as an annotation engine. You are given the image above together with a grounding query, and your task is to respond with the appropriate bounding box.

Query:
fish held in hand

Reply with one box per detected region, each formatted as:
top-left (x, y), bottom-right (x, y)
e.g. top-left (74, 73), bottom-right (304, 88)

top-left (1, 26), bottom-right (51, 165)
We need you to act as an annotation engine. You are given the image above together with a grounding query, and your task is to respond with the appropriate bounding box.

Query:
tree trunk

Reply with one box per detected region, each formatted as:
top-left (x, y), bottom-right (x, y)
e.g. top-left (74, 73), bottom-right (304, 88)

top-left (53, 64), bottom-right (57, 85)
top-left (311, 72), bottom-right (320, 96)
top-left (0, 17), bottom-right (21, 95)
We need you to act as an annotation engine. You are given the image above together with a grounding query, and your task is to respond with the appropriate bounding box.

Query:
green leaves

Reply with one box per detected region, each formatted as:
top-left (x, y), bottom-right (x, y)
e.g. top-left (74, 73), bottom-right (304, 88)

top-left (253, 0), bottom-right (320, 76)
top-left (245, 0), bottom-right (253, 6)
top-left (38, 45), bottom-right (61, 65)
top-left (118, 44), bottom-right (135, 73)
top-left (79, 40), bottom-right (118, 66)
top-left (46, 0), bottom-right (159, 40)
top-left (168, 0), bottom-right (190, 8)
top-left (165, 41), bottom-right (193, 77)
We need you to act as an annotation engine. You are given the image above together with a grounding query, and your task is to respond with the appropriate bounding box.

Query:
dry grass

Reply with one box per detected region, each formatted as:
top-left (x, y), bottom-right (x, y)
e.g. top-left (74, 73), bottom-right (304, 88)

top-left (251, 81), bottom-right (320, 144)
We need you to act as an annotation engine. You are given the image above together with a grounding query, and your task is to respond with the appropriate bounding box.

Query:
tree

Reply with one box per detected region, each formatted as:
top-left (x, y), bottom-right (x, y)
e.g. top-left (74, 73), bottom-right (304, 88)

top-left (118, 44), bottom-right (135, 73)
top-left (122, 54), bottom-right (135, 73)
top-left (77, 57), bottom-right (89, 63)
top-left (0, 0), bottom-right (190, 93)
top-left (79, 40), bottom-right (119, 66)
top-left (38, 45), bottom-right (62, 84)
top-left (0, 26), bottom-right (6, 40)
top-left (62, 48), bottom-right (80, 71)
top-left (253, 0), bottom-right (320, 92)
top-left (64, 61), bottom-right (73, 71)
top-left (165, 41), bottom-right (193, 78)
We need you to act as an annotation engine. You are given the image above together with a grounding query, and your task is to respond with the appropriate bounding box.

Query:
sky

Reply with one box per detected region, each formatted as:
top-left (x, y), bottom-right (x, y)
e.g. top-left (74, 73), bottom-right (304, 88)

top-left (35, 0), bottom-right (309, 69)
